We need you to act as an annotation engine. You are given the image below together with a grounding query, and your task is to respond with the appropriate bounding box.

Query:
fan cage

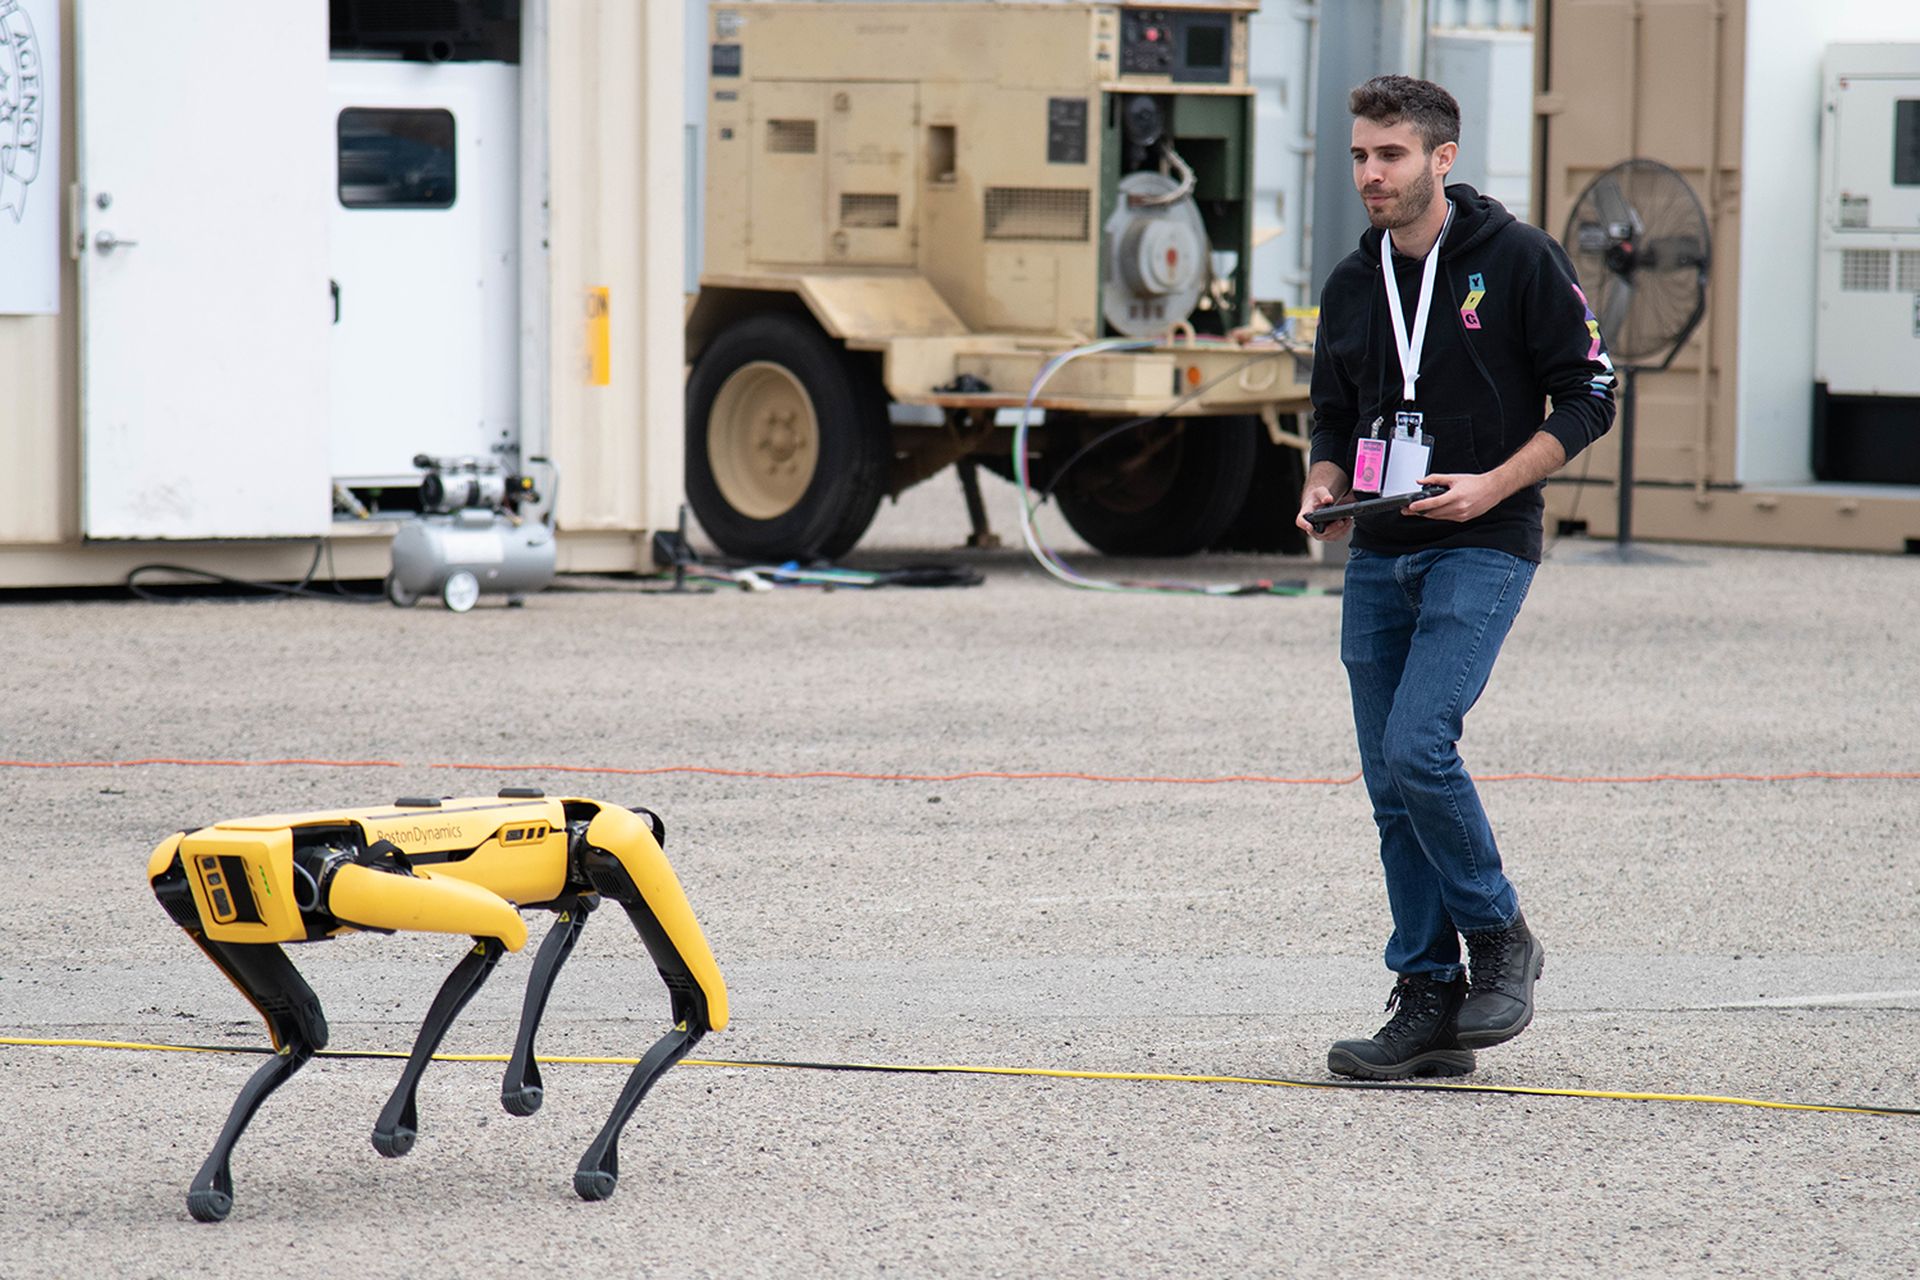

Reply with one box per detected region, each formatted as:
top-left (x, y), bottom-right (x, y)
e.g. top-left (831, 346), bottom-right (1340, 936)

top-left (1562, 159), bottom-right (1712, 370)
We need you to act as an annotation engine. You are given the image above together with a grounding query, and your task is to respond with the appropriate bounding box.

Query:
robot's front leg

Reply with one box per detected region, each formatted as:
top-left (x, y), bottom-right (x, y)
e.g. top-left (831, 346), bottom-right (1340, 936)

top-left (572, 1022), bottom-right (703, 1201)
top-left (184, 940), bottom-right (329, 1223)
top-left (563, 802), bottom-right (729, 1202)
top-left (371, 936), bottom-right (508, 1157)
top-left (501, 895), bottom-right (596, 1117)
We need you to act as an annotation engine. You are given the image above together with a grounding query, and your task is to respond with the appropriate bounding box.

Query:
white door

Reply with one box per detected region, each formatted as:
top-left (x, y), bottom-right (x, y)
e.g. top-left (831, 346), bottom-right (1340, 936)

top-left (77, 0), bottom-right (331, 539)
top-left (328, 60), bottom-right (520, 485)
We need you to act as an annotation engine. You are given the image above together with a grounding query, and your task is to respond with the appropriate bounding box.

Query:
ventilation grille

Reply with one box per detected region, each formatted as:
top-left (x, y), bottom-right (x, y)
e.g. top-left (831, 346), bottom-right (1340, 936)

top-left (1900, 250), bottom-right (1920, 293)
top-left (1840, 249), bottom-right (1891, 292)
top-left (839, 193), bottom-right (900, 228)
top-left (766, 119), bottom-right (817, 154)
top-left (984, 187), bottom-right (1090, 241)
top-left (1838, 195), bottom-right (1871, 230)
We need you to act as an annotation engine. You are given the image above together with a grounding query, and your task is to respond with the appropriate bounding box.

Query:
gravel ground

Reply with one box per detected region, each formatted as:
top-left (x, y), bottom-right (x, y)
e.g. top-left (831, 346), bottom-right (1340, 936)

top-left (1, 473), bottom-right (1916, 1278)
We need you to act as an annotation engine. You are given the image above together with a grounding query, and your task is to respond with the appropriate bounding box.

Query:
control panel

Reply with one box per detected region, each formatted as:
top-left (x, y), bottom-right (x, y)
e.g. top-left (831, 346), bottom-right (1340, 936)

top-left (1119, 9), bottom-right (1233, 84)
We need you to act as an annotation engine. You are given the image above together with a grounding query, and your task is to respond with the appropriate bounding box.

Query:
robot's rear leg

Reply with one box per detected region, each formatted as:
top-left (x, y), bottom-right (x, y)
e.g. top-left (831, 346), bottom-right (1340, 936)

top-left (371, 936), bottom-right (507, 1158)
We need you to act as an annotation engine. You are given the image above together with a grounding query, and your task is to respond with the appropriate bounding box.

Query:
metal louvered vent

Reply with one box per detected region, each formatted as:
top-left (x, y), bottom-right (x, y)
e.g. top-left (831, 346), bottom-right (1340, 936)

top-left (839, 193), bottom-right (900, 228)
top-left (1840, 249), bottom-right (1892, 292)
top-left (984, 187), bottom-right (1090, 241)
top-left (1899, 251), bottom-right (1920, 294)
top-left (766, 120), bottom-right (817, 154)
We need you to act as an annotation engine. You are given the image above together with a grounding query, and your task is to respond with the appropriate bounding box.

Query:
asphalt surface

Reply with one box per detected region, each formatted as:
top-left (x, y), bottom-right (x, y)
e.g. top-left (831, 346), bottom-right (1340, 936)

top-left (2, 473), bottom-right (1917, 1278)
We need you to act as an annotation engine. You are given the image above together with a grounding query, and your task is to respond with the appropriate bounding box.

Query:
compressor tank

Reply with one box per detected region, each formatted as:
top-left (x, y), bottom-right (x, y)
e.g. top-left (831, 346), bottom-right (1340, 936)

top-left (388, 509), bottom-right (556, 611)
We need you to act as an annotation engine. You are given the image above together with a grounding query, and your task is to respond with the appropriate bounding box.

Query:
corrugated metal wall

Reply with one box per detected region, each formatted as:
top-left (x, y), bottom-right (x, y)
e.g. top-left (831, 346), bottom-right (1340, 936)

top-left (1534, 0), bottom-right (1743, 508)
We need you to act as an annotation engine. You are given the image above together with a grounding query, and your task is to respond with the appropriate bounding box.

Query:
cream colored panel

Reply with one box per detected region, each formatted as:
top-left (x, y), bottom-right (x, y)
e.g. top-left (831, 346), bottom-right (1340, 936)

top-left (749, 81), bottom-right (827, 265)
top-left (794, 273), bottom-right (967, 341)
top-left (974, 245), bottom-right (1059, 333)
top-left (545, 0), bottom-right (684, 541)
top-left (917, 85), bottom-right (1097, 335)
top-left (0, 314), bottom-right (72, 543)
top-left (826, 83), bottom-right (918, 266)
top-left (1541, 2), bottom-right (1635, 189)
top-left (730, 5), bottom-right (1096, 90)
top-left (1636, 6), bottom-right (1720, 170)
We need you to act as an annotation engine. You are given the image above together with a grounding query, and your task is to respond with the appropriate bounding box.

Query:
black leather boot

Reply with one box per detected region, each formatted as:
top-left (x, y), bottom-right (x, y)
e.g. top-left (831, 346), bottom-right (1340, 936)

top-left (1455, 912), bottom-right (1546, 1049)
top-left (1327, 974), bottom-right (1475, 1080)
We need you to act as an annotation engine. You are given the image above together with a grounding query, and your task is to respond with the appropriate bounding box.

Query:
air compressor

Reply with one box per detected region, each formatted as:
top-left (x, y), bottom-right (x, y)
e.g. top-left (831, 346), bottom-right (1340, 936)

top-left (385, 454), bottom-right (556, 611)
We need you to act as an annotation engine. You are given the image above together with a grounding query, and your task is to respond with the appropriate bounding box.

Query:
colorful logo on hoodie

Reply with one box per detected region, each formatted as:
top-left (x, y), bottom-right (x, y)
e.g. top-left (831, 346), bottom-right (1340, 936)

top-left (1459, 273), bottom-right (1487, 330)
top-left (1570, 283), bottom-right (1618, 400)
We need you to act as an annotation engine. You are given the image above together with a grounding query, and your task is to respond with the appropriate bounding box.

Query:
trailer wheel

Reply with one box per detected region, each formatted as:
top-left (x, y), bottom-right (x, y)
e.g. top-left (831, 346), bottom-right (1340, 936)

top-left (686, 314), bottom-right (888, 562)
top-left (1052, 416), bottom-right (1257, 556)
top-left (1210, 421), bottom-right (1308, 554)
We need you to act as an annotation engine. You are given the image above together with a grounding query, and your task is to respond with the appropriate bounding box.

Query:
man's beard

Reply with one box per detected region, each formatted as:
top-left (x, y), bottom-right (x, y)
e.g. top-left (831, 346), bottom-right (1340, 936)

top-left (1365, 166), bottom-right (1436, 230)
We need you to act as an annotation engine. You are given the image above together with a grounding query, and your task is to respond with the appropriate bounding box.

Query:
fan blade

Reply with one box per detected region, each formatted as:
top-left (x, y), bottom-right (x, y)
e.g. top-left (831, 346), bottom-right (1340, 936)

top-left (1591, 180), bottom-right (1641, 242)
top-left (1598, 276), bottom-right (1634, 354)
top-left (1573, 220), bottom-right (1614, 255)
top-left (1640, 234), bottom-right (1709, 272)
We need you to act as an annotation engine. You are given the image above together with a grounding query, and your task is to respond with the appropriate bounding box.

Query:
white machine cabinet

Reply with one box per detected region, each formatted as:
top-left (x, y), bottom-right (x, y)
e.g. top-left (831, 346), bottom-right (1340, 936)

top-left (1815, 43), bottom-right (1920, 398)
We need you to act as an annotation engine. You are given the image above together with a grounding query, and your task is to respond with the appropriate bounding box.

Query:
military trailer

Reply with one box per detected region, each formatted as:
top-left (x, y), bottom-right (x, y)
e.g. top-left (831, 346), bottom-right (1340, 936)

top-left (686, 1), bottom-right (1316, 561)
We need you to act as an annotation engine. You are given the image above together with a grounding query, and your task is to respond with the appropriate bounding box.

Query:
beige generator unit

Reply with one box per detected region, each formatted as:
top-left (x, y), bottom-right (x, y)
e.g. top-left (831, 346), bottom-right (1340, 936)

top-left (687, 1), bottom-right (1315, 561)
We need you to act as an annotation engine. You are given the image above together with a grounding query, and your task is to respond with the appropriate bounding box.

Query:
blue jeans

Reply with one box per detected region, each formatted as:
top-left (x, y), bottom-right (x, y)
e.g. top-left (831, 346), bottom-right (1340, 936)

top-left (1341, 546), bottom-right (1536, 980)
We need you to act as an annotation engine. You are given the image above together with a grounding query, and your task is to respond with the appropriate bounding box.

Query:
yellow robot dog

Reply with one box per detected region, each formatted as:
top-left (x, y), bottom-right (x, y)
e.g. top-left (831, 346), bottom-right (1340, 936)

top-left (147, 789), bottom-right (728, 1223)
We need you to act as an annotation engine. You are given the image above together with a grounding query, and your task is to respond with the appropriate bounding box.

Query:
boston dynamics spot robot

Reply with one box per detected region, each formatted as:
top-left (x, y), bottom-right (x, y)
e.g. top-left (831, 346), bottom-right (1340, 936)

top-left (147, 791), bottom-right (728, 1222)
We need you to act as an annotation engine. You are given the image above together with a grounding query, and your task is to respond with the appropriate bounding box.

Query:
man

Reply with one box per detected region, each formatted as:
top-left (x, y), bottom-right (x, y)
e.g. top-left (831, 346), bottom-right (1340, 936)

top-left (1296, 76), bottom-right (1616, 1080)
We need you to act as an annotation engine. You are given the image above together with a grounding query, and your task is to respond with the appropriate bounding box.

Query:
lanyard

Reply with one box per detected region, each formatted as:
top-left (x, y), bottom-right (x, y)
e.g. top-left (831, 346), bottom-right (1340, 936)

top-left (1379, 200), bottom-right (1454, 405)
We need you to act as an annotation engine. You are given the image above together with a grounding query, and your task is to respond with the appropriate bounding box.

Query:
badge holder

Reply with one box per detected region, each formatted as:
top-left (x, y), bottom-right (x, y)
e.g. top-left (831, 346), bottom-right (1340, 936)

top-left (1381, 412), bottom-right (1433, 496)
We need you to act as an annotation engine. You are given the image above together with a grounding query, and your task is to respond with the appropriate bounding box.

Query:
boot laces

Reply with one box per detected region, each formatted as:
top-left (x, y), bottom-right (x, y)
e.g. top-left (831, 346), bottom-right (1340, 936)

top-left (1377, 978), bottom-right (1445, 1046)
top-left (1467, 926), bottom-right (1516, 987)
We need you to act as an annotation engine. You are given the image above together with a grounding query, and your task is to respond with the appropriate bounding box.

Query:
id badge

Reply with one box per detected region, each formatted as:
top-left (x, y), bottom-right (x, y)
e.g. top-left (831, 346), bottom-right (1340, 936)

top-left (1353, 437), bottom-right (1387, 494)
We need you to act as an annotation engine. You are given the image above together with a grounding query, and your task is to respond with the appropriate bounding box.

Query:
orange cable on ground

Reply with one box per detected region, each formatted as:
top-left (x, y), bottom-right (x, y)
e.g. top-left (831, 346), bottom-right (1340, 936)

top-left (0, 757), bottom-right (1916, 786)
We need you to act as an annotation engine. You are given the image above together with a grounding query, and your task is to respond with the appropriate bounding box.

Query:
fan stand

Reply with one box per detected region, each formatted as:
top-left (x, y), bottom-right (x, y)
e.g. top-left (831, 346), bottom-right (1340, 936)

top-left (1557, 157), bottom-right (1710, 567)
top-left (1571, 364), bottom-right (1686, 565)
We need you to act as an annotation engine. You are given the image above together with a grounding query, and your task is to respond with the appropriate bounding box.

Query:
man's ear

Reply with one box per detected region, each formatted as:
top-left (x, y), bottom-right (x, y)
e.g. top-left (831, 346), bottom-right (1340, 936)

top-left (1433, 140), bottom-right (1458, 179)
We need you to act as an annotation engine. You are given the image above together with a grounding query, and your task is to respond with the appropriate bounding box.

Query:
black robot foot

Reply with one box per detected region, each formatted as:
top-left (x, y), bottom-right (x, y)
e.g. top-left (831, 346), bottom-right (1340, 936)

top-left (573, 1168), bottom-right (618, 1201)
top-left (370, 1125), bottom-right (417, 1158)
top-left (186, 1188), bottom-right (233, 1223)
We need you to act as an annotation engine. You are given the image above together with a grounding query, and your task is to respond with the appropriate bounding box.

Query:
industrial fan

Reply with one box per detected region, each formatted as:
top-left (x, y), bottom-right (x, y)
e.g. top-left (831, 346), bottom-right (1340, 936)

top-left (1562, 159), bottom-right (1712, 555)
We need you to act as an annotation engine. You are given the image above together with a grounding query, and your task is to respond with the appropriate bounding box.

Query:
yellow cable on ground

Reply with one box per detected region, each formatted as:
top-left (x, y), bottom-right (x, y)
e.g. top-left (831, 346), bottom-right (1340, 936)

top-left (4, 1036), bottom-right (1914, 1119)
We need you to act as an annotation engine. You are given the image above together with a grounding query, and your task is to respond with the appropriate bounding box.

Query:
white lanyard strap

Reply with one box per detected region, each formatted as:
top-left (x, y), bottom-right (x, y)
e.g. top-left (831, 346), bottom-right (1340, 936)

top-left (1380, 200), bottom-right (1454, 405)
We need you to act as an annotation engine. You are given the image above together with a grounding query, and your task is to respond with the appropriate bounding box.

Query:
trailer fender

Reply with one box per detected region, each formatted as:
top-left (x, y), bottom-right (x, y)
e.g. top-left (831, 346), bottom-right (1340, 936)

top-left (688, 273), bottom-right (967, 364)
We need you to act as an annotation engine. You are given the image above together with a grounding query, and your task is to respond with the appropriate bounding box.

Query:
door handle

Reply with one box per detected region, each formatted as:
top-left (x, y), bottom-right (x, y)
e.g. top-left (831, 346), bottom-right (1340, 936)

top-left (330, 279), bottom-right (341, 324)
top-left (94, 230), bottom-right (140, 253)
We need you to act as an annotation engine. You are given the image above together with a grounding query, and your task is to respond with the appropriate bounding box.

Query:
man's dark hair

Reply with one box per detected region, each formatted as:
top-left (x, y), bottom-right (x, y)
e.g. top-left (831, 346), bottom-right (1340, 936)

top-left (1349, 75), bottom-right (1461, 153)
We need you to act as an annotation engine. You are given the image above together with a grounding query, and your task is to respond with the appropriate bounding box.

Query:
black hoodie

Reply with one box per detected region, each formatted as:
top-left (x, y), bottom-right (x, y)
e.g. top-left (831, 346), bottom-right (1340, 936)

top-left (1308, 184), bottom-right (1616, 562)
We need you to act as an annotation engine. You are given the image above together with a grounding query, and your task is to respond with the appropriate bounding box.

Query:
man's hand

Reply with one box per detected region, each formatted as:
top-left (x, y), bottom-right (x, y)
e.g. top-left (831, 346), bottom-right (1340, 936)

top-left (1405, 471), bottom-right (1498, 522)
top-left (1296, 460), bottom-right (1354, 541)
top-left (1407, 431), bottom-right (1570, 523)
